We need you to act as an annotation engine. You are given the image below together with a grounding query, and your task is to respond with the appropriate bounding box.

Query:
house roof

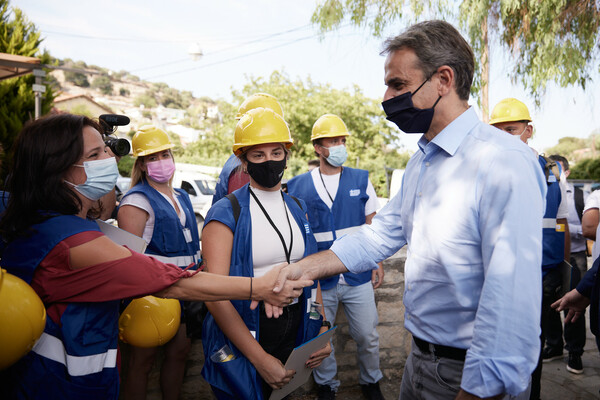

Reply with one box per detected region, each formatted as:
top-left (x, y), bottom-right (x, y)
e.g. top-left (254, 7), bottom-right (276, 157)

top-left (54, 93), bottom-right (114, 114)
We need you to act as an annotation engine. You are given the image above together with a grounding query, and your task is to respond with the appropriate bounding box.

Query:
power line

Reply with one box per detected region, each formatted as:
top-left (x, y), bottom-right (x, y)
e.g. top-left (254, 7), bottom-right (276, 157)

top-left (143, 33), bottom-right (319, 80)
top-left (42, 30), bottom-right (188, 43)
top-left (129, 23), bottom-right (315, 73)
top-left (137, 21), bottom-right (359, 77)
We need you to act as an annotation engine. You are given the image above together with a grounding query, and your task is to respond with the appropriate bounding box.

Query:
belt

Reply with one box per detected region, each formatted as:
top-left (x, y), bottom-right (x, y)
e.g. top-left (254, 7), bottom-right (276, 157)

top-left (413, 337), bottom-right (467, 361)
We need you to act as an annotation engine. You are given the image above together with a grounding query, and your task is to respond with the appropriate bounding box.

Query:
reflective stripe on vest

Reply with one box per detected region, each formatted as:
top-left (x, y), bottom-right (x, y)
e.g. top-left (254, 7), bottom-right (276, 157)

top-left (32, 332), bottom-right (117, 376)
top-left (313, 225), bottom-right (362, 243)
top-left (149, 251), bottom-right (201, 268)
top-left (542, 218), bottom-right (557, 230)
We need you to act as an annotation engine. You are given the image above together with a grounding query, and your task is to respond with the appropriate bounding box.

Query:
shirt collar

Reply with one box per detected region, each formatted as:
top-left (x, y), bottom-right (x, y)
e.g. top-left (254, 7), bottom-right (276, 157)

top-left (417, 107), bottom-right (480, 157)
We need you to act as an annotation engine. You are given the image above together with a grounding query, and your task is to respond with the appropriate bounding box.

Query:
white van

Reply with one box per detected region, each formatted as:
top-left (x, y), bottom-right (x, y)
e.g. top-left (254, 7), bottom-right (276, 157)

top-left (173, 171), bottom-right (217, 234)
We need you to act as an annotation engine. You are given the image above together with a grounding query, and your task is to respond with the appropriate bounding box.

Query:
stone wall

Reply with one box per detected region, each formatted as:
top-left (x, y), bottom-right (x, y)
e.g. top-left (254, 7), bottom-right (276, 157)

top-left (124, 249), bottom-right (408, 399)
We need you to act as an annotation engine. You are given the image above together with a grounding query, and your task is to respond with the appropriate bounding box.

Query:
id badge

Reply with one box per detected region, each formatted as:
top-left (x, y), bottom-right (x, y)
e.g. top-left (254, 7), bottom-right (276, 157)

top-left (183, 228), bottom-right (192, 243)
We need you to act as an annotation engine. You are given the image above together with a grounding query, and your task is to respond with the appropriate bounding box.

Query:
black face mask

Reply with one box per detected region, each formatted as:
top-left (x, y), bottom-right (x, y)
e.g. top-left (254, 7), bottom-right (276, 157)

top-left (381, 77), bottom-right (441, 134)
top-left (246, 159), bottom-right (287, 188)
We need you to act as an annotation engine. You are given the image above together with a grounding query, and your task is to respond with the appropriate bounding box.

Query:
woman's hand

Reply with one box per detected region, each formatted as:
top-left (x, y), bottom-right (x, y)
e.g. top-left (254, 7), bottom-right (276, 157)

top-left (305, 340), bottom-right (331, 369)
top-left (251, 264), bottom-right (313, 309)
top-left (254, 353), bottom-right (295, 390)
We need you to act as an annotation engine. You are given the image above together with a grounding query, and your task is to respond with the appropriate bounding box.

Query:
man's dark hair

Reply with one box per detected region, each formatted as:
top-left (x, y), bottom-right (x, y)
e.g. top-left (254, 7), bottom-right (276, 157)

top-left (549, 154), bottom-right (569, 172)
top-left (381, 20), bottom-right (474, 101)
top-left (308, 159), bottom-right (320, 168)
top-left (0, 113), bottom-right (102, 241)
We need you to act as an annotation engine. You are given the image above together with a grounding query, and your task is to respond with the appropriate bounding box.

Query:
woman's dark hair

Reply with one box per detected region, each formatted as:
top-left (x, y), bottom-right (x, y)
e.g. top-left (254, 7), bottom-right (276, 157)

top-left (0, 113), bottom-right (102, 241)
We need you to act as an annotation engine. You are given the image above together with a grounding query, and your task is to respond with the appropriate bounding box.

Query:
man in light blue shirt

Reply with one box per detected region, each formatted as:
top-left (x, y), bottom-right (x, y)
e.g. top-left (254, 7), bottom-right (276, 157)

top-left (273, 20), bottom-right (547, 399)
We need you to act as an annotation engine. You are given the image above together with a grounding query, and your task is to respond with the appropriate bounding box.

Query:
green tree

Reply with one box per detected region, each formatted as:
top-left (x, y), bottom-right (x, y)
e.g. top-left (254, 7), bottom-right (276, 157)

top-left (311, 0), bottom-right (600, 117)
top-left (63, 61), bottom-right (90, 87)
top-left (0, 0), bottom-right (56, 186)
top-left (91, 74), bottom-right (113, 95)
top-left (134, 91), bottom-right (158, 108)
top-left (545, 136), bottom-right (589, 162)
top-left (117, 155), bottom-right (135, 177)
top-left (570, 157), bottom-right (600, 180)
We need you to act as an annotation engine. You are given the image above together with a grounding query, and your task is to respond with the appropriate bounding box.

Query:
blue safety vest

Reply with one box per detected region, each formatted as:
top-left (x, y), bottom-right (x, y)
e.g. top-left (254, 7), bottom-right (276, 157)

top-left (212, 154), bottom-right (242, 205)
top-left (201, 185), bottom-right (322, 399)
top-left (539, 156), bottom-right (564, 272)
top-left (0, 215), bottom-right (121, 400)
top-left (122, 181), bottom-right (200, 268)
top-left (287, 167), bottom-right (372, 290)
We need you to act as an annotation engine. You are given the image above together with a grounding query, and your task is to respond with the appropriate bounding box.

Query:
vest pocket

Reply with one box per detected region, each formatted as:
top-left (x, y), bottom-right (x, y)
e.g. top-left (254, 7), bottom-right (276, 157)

top-left (213, 356), bottom-right (260, 399)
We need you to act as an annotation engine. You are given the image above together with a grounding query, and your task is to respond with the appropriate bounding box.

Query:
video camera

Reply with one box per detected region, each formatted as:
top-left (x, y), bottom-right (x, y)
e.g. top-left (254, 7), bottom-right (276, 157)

top-left (99, 114), bottom-right (131, 157)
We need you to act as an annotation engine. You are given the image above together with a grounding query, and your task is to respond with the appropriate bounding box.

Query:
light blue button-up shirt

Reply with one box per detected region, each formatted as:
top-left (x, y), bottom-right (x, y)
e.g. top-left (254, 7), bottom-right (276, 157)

top-left (331, 107), bottom-right (547, 397)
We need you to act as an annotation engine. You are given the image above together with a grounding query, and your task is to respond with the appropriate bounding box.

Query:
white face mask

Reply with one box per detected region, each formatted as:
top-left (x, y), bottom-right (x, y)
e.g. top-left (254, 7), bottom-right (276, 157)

top-left (65, 157), bottom-right (119, 200)
top-left (324, 144), bottom-right (348, 167)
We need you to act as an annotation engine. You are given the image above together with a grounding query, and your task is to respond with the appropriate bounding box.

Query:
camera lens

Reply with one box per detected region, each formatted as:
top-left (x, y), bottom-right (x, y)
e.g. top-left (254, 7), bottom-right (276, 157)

top-left (105, 138), bottom-right (131, 157)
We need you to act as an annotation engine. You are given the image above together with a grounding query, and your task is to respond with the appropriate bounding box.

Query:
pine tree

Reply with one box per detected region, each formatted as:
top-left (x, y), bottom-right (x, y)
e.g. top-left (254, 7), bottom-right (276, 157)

top-left (0, 0), bottom-right (56, 187)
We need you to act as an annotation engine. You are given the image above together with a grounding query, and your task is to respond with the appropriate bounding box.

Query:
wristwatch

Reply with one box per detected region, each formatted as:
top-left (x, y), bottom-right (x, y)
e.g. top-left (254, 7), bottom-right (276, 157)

top-left (321, 320), bottom-right (331, 329)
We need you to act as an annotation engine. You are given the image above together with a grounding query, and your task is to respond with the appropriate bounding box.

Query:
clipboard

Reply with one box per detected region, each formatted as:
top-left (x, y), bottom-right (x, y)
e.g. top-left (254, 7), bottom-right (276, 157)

top-left (96, 219), bottom-right (147, 253)
top-left (559, 260), bottom-right (578, 297)
top-left (269, 326), bottom-right (336, 400)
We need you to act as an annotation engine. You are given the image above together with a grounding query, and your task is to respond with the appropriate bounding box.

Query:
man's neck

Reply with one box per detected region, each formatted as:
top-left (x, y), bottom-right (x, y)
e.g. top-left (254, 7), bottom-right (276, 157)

top-left (424, 98), bottom-right (469, 142)
top-left (319, 159), bottom-right (342, 175)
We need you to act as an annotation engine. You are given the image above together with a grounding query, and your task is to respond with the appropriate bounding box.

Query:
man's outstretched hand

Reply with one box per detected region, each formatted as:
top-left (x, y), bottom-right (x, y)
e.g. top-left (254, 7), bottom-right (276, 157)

top-left (249, 263), bottom-right (312, 315)
top-left (551, 288), bottom-right (590, 324)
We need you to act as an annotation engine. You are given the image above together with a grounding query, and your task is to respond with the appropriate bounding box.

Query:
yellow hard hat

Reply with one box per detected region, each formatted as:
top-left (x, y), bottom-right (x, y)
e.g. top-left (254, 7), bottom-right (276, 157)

top-left (311, 114), bottom-right (350, 141)
top-left (118, 296), bottom-right (181, 348)
top-left (489, 98), bottom-right (532, 125)
top-left (0, 269), bottom-right (46, 370)
top-left (233, 107), bottom-right (293, 155)
top-left (236, 93), bottom-right (284, 120)
top-left (132, 125), bottom-right (174, 157)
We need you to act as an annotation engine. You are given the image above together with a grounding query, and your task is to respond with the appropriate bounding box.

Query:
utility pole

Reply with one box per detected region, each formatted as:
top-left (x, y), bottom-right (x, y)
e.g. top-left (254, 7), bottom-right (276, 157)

top-left (32, 69), bottom-right (46, 119)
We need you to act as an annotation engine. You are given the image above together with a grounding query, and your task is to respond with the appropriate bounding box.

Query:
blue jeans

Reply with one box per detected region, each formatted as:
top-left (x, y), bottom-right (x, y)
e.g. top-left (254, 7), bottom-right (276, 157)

top-left (400, 339), bottom-right (531, 400)
top-left (313, 281), bottom-right (382, 389)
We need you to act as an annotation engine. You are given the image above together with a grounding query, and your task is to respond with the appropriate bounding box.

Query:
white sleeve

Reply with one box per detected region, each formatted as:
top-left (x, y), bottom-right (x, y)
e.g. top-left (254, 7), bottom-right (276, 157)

top-left (364, 179), bottom-right (379, 216)
top-left (556, 177), bottom-right (569, 219)
top-left (119, 193), bottom-right (155, 244)
top-left (120, 193), bottom-right (153, 214)
top-left (584, 190), bottom-right (600, 213)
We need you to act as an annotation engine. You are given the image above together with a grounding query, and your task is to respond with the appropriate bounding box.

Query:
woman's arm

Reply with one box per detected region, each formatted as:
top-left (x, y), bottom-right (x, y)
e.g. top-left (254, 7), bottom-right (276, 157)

top-left (117, 204), bottom-right (149, 237)
top-left (582, 208), bottom-right (599, 240)
top-left (200, 220), bottom-right (294, 389)
top-left (66, 233), bottom-right (311, 303)
top-left (306, 282), bottom-right (332, 369)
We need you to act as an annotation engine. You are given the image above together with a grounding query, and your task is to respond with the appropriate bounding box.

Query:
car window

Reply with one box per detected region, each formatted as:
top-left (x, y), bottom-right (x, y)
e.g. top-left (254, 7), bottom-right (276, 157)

top-left (195, 179), bottom-right (216, 195)
top-left (181, 181), bottom-right (197, 196)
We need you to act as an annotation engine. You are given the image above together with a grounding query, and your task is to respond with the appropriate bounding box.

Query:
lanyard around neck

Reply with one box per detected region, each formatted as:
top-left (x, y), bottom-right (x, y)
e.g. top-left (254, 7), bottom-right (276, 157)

top-left (319, 167), bottom-right (343, 204)
top-left (249, 187), bottom-right (294, 264)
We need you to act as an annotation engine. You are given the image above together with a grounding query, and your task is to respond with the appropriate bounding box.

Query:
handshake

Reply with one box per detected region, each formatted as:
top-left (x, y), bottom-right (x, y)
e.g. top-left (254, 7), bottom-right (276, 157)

top-left (250, 262), bottom-right (313, 318)
top-left (248, 250), bottom-right (345, 318)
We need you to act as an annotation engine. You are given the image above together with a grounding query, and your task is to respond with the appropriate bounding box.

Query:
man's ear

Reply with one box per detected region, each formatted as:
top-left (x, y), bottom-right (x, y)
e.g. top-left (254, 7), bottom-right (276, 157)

top-left (436, 65), bottom-right (454, 96)
top-left (522, 125), bottom-right (533, 141)
top-left (313, 142), bottom-right (323, 157)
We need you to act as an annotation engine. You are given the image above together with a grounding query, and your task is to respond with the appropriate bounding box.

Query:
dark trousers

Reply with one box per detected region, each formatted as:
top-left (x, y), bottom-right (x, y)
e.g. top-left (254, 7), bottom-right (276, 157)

top-left (545, 251), bottom-right (588, 355)
top-left (259, 301), bottom-right (301, 398)
top-left (530, 267), bottom-right (562, 400)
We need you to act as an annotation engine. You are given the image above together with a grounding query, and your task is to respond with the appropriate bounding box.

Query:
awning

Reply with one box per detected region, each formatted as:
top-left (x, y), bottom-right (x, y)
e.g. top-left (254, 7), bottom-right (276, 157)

top-left (0, 53), bottom-right (41, 81)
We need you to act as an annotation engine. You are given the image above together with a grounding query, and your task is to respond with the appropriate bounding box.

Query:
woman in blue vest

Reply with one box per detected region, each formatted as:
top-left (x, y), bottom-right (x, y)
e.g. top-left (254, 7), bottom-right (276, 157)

top-left (0, 113), bottom-right (311, 400)
top-left (201, 107), bottom-right (331, 399)
top-left (117, 125), bottom-right (201, 400)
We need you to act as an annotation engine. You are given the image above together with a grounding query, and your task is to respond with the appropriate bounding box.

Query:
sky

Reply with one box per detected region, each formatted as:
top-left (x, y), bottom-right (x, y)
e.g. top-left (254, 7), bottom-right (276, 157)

top-left (11, 0), bottom-right (600, 154)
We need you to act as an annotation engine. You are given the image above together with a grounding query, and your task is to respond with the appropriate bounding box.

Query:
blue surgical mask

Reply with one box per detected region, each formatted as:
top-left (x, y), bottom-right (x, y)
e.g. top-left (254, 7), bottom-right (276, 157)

top-left (324, 144), bottom-right (348, 167)
top-left (381, 77), bottom-right (441, 134)
top-left (66, 157), bottom-right (119, 200)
